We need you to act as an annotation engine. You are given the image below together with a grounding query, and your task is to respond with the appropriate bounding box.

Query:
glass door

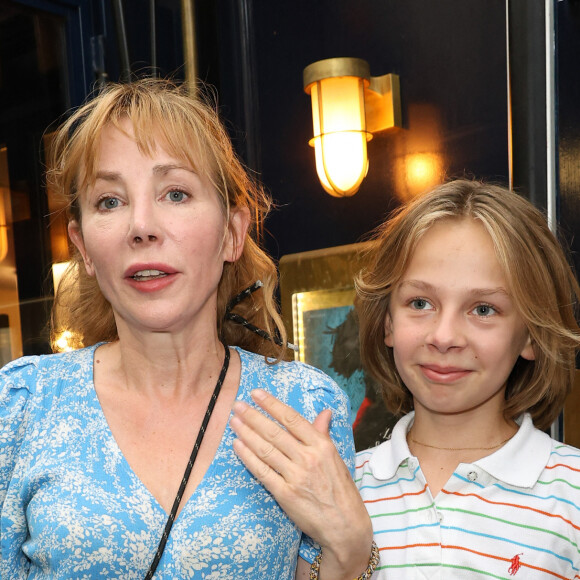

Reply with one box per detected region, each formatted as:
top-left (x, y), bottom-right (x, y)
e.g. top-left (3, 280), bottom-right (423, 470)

top-left (0, 0), bottom-right (91, 356)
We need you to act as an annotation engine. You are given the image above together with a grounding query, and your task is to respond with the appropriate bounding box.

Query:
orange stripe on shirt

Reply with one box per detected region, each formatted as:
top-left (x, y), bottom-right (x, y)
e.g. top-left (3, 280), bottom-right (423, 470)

top-left (545, 463), bottom-right (580, 474)
top-left (380, 542), bottom-right (440, 551)
top-left (363, 483), bottom-right (429, 504)
top-left (442, 489), bottom-right (580, 532)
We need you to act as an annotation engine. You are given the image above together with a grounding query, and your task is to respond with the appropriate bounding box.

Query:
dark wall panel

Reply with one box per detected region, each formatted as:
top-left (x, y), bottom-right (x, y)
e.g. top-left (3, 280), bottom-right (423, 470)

top-left (558, 1), bottom-right (580, 280)
top-left (237, 0), bottom-right (509, 259)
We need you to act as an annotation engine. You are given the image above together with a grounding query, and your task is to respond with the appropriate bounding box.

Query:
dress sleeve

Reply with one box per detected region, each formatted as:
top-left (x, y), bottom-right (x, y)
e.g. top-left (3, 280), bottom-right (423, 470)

top-left (292, 364), bottom-right (356, 564)
top-left (0, 357), bottom-right (38, 528)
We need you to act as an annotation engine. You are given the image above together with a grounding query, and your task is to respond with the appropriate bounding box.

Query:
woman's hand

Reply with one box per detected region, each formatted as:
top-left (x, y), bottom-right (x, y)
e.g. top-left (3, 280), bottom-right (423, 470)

top-left (230, 389), bottom-right (374, 580)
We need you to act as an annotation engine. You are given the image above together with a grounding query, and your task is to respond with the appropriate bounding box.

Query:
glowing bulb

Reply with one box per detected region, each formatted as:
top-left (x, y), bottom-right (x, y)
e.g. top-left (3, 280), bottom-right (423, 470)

top-left (308, 74), bottom-right (370, 197)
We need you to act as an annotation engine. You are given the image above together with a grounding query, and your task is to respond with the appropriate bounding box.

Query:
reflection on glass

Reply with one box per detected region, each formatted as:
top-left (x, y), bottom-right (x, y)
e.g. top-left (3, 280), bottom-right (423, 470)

top-left (401, 152), bottom-right (444, 200)
top-left (0, 146), bottom-right (23, 361)
top-left (394, 103), bottom-right (446, 201)
top-left (51, 261), bottom-right (70, 293)
top-left (0, 2), bottom-right (68, 356)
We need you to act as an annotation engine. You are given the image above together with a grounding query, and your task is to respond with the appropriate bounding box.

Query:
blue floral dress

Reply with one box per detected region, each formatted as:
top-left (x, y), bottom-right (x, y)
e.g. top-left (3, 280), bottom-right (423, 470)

top-left (0, 345), bottom-right (354, 579)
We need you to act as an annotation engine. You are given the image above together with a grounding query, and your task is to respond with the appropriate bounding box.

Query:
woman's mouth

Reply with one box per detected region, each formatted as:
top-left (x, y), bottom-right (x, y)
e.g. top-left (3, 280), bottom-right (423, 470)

top-left (132, 269), bottom-right (168, 281)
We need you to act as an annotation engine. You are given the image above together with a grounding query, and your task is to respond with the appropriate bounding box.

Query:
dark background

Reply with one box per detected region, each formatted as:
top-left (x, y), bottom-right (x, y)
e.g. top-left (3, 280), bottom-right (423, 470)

top-left (201, 0), bottom-right (510, 260)
top-left (0, 0), bottom-right (579, 350)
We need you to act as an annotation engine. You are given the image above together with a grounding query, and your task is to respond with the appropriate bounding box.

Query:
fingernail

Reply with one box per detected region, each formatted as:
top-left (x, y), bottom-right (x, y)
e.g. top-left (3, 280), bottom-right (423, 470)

top-left (233, 401), bottom-right (248, 414)
top-left (251, 389), bottom-right (266, 401)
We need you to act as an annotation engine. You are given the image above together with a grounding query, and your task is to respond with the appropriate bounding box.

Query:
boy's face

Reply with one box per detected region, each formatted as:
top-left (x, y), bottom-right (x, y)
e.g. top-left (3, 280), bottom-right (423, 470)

top-left (384, 217), bottom-right (535, 422)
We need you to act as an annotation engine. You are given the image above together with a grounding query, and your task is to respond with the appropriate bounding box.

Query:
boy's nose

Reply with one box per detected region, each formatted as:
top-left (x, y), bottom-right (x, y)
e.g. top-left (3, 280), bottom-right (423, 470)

top-left (426, 311), bottom-right (467, 352)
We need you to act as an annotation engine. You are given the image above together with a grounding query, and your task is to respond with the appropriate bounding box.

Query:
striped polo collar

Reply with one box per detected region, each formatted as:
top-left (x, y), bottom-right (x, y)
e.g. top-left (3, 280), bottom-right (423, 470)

top-left (368, 412), bottom-right (415, 480)
top-left (367, 412), bottom-right (552, 488)
top-left (474, 413), bottom-right (552, 487)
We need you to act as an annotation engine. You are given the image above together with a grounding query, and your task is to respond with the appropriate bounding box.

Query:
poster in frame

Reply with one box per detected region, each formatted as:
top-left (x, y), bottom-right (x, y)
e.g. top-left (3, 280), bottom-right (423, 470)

top-left (293, 287), bottom-right (364, 424)
top-left (279, 243), bottom-right (372, 425)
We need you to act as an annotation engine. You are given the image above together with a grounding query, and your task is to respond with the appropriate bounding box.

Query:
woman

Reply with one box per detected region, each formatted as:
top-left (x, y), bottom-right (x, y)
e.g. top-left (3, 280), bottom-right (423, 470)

top-left (0, 79), bottom-right (371, 579)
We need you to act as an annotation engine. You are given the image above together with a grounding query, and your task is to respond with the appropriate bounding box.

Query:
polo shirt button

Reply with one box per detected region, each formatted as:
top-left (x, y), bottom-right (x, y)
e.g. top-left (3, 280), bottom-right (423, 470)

top-left (437, 511), bottom-right (444, 522)
top-left (408, 458), bottom-right (417, 470)
top-left (467, 471), bottom-right (478, 481)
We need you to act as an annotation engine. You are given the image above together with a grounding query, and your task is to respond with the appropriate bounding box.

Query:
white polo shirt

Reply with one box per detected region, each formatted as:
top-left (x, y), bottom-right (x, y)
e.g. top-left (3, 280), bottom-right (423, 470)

top-left (355, 412), bottom-right (580, 579)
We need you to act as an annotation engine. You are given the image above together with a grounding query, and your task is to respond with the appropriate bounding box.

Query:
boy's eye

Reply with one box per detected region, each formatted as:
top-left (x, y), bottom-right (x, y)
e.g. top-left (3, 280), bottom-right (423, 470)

top-left (473, 304), bottom-right (496, 316)
top-left (410, 298), bottom-right (433, 310)
top-left (98, 197), bottom-right (120, 210)
top-left (166, 189), bottom-right (187, 202)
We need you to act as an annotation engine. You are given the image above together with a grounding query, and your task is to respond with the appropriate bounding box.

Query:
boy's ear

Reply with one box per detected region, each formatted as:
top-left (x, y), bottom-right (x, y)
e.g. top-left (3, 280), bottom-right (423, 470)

top-left (519, 334), bottom-right (536, 361)
top-left (384, 313), bottom-right (394, 348)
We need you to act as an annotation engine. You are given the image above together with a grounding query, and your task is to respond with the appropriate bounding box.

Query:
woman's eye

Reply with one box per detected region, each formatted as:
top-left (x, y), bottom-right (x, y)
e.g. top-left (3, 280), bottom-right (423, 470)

top-left (473, 304), bottom-right (496, 316)
top-left (98, 197), bottom-right (120, 210)
top-left (410, 298), bottom-right (432, 310)
top-left (166, 189), bottom-right (187, 202)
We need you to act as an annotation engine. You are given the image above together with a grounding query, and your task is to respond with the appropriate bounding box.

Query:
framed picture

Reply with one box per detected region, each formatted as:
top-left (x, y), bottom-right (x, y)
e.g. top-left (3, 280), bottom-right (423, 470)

top-left (280, 243), bottom-right (398, 449)
top-left (293, 288), bottom-right (363, 424)
top-left (279, 243), bottom-right (371, 425)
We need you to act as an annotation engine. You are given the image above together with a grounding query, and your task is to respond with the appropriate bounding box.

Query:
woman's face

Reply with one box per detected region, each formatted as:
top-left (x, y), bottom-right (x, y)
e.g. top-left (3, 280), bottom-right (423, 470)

top-left (68, 119), bottom-right (249, 339)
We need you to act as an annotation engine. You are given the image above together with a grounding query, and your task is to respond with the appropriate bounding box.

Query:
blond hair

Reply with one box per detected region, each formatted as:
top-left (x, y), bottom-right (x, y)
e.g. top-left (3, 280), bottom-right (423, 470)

top-left (47, 78), bottom-right (286, 358)
top-left (355, 179), bottom-right (580, 430)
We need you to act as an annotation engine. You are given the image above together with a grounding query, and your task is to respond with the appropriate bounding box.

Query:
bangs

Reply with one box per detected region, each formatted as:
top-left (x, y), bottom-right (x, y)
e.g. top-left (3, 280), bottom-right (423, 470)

top-left (68, 82), bottom-right (227, 213)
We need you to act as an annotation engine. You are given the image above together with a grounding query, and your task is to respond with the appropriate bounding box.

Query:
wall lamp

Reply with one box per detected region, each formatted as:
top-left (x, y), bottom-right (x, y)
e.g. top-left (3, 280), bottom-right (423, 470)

top-left (303, 57), bottom-right (402, 197)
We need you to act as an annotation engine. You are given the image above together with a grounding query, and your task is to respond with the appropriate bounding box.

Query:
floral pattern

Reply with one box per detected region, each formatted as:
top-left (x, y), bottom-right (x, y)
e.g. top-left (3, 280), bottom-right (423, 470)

top-left (0, 345), bottom-right (354, 579)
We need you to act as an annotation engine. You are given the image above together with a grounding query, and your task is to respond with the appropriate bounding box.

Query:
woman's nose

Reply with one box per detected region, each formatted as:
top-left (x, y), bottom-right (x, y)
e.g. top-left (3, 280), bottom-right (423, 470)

top-left (127, 200), bottom-right (162, 245)
top-left (132, 233), bottom-right (158, 243)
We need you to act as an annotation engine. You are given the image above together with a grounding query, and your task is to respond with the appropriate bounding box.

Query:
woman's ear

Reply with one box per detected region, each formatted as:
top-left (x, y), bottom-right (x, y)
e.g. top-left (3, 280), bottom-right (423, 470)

top-left (68, 220), bottom-right (95, 277)
top-left (224, 206), bottom-right (251, 263)
top-left (384, 312), bottom-right (394, 348)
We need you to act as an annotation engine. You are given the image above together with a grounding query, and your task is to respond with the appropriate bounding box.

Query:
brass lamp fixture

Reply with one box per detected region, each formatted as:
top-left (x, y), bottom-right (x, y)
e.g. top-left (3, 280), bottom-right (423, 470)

top-left (303, 57), bottom-right (402, 197)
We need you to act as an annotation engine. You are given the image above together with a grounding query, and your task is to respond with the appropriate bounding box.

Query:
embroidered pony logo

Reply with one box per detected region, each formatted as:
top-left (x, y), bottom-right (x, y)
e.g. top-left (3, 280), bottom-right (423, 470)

top-left (508, 553), bottom-right (523, 575)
